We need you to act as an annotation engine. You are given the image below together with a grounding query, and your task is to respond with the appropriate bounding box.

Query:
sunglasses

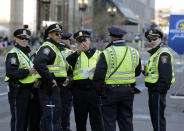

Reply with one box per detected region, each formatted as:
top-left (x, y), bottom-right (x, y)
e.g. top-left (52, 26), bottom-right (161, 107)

top-left (55, 33), bottom-right (62, 37)
top-left (148, 37), bottom-right (158, 42)
top-left (19, 37), bottom-right (29, 40)
top-left (78, 39), bottom-right (87, 43)
top-left (77, 38), bottom-right (87, 43)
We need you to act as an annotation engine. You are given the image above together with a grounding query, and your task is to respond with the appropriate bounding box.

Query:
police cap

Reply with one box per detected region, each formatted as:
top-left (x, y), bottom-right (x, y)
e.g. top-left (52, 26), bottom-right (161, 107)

top-left (145, 28), bottom-right (163, 40)
top-left (47, 24), bottom-right (62, 33)
top-left (108, 26), bottom-right (126, 38)
top-left (62, 33), bottom-right (72, 40)
top-left (74, 30), bottom-right (90, 42)
top-left (13, 28), bottom-right (31, 40)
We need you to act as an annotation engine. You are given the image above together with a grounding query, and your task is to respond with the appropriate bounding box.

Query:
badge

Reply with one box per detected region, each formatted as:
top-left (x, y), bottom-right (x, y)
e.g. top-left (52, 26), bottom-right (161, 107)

top-left (43, 48), bottom-right (50, 55)
top-left (23, 30), bottom-right (29, 38)
top-left (10, 57), bottom-right (16, 65)
top-left (161, 56), bottom-right (168, 64)
top-left (149, 30), bottom-right (153, 35)
top-left (79, 32), bottom-right (83, 36)
top-left (23, 30), bottom-right (27, 35)
top-left (56, 24), bottom-right (60, 29)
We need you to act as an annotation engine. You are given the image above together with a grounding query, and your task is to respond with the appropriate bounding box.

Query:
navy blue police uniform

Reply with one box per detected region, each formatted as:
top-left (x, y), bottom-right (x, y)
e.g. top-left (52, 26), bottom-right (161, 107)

top-left (144, 29), bottom-right (174, 131)
top-left (66, 30), bottom-right (104, 131)
top-left (5, 28), bottom-right (39, 131)
top-left (33, 24), bottom-right (64, 131)
top-left (93, 26), bottom-right (142, 131)
top-left (29, 54), bottom-right (42, 131)
top-left (60, 32), bottom-right (73, 131)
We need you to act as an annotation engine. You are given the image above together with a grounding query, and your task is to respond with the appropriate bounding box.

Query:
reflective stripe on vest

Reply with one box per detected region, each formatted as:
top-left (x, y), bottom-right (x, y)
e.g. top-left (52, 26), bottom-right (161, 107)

top-left (35, 42), bottom-right (67, 78)
top-left (145, 47), bottom-right (175, 83)
top-left (5, 47), bottom-right (36, 84)
top-left (73, 50), bottom-right (100, 80)
top-left (103, 46), bottom-right (139, 84)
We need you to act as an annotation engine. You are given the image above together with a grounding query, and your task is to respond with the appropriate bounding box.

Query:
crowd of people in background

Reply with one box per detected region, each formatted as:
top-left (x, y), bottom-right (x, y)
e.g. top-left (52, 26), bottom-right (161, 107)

top-left (0, 36), bottom-right (13, 56)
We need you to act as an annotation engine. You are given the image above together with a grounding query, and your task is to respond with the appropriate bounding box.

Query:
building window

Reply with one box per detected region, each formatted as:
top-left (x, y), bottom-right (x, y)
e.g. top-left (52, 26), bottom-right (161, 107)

top-left (42, 0), bottom-right (50, 21)
top-left (57, 5), bottom-right (62, 21)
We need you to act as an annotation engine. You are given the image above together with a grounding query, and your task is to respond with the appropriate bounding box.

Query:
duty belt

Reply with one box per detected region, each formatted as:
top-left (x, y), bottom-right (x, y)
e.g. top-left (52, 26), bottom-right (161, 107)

top-left (108, 84), bottom-right (132, 88)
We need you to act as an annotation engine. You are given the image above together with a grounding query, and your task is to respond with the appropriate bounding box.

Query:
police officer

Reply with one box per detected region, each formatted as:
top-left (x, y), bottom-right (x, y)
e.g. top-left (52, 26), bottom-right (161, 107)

top-left (5, 28), bottom-right (37, 131)
top-left (66, 30), bottom-right (104, 131)
top-left (61, 33), bottom-right (74, 50)
top-left (29, 54), bottom-right (42, 131)
top-left (59, 33), bottom-right (73, 131)
top-left (33, 23), bottom-right (66, 131)
top-left (93, 26), bottom-right (142, 131)
top-left (143, 28), bottom-right (175, 131)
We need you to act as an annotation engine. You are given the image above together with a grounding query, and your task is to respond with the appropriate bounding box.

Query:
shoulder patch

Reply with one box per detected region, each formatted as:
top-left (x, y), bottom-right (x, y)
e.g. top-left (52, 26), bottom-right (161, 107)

top-left (161, 56), bottom-right (168, 64)
top-left (10, 57), bottom-right (17, 65)
top-left (43, 48), bottom-right (50, 55)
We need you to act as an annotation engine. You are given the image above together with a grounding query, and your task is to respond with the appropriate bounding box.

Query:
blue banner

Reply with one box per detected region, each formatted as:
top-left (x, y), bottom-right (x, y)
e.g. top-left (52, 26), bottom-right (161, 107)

top-left (168, 15), bottom-right (184, 55)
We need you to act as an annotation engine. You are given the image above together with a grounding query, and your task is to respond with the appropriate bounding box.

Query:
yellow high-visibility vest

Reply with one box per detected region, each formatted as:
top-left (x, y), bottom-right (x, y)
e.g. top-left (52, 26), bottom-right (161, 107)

top-left (103, 46), bottom-right (140, 84)
top-left (35, 41), bottom-right (67, 78)
top-left (73, 50), bottom-right (101, 80)
top-left (5, 47), bottom-right (36, 84)
top-left (61, 48), bottom-right (74, 71)
top-left (145, 47), bottom-right (175, 83)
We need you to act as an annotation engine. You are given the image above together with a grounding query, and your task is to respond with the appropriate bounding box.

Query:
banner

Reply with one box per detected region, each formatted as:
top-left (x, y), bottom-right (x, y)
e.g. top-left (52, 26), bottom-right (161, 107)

top-left (168, 15), bottom-right (184, 55)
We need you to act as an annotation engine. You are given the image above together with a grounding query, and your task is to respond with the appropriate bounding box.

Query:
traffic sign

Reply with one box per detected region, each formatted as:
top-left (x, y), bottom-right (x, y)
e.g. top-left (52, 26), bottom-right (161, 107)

top-left (168, 15), bottom-right (184, 55)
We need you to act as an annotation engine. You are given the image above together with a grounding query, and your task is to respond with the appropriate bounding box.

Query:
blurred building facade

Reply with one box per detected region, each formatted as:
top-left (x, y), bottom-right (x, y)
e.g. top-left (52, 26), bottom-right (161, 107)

top-left (155, 8), bottom-right (184, 34)
top-left (92, 0), bottom-right (155, 41)
top-left (0, 0), bottom-right (155, 41)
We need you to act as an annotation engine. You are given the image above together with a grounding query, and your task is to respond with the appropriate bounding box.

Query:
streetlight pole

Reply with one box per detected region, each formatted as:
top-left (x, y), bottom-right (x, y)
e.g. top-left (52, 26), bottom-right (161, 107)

top-left (78, 0), bottom-right (88, 29)
top-left (136, 15), bottom-right (140, 34)
top-left (107, 7), bottom-right (117, 25)
top-left (136, 15), bottom-right (145, 51)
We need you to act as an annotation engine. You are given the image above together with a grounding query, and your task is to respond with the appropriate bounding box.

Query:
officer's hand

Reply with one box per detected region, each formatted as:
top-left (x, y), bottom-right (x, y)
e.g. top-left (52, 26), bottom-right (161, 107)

top-left (29, 67), bottom-right (37, 75)
top-left (51, 79), bottom-right (57, 88)
top-left (77, 44), bottom-right (85, 54)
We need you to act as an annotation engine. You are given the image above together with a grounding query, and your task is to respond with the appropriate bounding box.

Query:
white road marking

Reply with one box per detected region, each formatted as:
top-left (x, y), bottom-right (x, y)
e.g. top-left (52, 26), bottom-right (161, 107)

top-left (133, 114), bottom-right (150, 120)
top-left (0, 92), bottom-right (8, 96)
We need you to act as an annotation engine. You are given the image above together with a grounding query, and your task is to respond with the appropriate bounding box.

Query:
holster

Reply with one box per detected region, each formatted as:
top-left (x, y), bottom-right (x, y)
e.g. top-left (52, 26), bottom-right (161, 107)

top-left (9, 82), bottom-right (21, 98)
top-left (33, 79), bottom-right (42, 88)
top-left (101, 84), bottom-right (110, 98)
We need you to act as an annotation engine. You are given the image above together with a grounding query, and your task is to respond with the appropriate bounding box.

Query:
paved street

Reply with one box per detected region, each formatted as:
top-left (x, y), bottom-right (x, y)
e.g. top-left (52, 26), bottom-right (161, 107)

top-left (0, 48), bottom-right (184, 131)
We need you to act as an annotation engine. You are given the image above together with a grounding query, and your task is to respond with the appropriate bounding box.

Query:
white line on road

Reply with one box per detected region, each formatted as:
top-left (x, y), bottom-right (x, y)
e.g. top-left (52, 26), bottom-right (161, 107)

top-left (133, 114), bottom-right (150, 120)
top-left (0, 92), bottom-right (8, 96)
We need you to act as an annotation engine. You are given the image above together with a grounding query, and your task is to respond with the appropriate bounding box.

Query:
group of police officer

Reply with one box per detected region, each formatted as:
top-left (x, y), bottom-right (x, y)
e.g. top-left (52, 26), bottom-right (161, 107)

top-left (5, 23), bottom-right (174, 131)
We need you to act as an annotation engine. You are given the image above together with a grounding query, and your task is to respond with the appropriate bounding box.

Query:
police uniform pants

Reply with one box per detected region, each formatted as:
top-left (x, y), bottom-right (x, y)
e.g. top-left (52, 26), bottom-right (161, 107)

top-left (102, 86), bottom-right (134, 131)
top-left (72, 88), bottom-right (104, 131)
top-left (8, 87), bottom-right (31, 131)
top-left (28, 88), bottom-right (41, 131)
top-left (39, 86), bottom-right (61, 131)
top-left (60, 86), bottom-right (73, 131)
top-left (148, 91), bottom-right (166, 131)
